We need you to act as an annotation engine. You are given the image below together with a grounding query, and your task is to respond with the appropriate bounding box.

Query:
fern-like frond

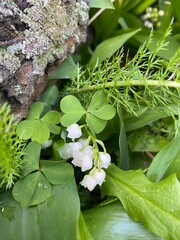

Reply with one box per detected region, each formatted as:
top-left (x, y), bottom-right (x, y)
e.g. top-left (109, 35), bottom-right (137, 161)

top-left (62, 27), bottom-right (180, 118)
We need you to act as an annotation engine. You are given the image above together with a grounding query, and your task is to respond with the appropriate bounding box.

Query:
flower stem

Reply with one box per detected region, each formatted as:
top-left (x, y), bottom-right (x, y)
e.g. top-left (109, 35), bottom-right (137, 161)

top-left (72, 80), bottom-right (180, 94)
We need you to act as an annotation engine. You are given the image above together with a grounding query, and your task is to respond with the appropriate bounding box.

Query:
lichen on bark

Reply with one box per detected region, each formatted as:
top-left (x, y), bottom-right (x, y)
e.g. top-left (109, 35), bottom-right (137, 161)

top-left (0, 0), bottom-right (89, 120)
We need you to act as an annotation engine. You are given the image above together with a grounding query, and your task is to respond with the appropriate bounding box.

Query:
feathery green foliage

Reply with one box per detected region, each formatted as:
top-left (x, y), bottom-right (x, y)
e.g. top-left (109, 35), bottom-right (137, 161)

top-left (0, 103), bottom-right (25, 189)
top-left (62, 26), bottom-right (180, 118)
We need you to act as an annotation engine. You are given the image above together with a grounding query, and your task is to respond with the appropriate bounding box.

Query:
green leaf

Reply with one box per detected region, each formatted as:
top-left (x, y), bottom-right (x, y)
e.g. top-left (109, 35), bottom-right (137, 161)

top-left (86, 113), bottom-right (107, 134)
top-left (89, 105), bottom-right (116, 120)
top-left (78, 213), bottom-right (94, 240)
top-left (13, 171), bottom-right (51, 206)
top-left (0, 180), bottom-right (80, 240)
top-left (88, 91), bottom-right (107, 110)
top-left (83, 201), bottom-right (161, 239)
top-left (21, 142), bottom-right (41, 178)
top-left (40, 85), bottom-right (60, 106)
top-left (26, 102), bottom-right (44, 120)
top-left (102, 165), bottom-right (180, 240)
top-left (41, 111), bottom-right (61, 134)
top-left (41, 111), bottom-right (61, 125)
top-left (48, 56), bottom-right (77, 80)
top-left (89, 0), bottom-right (115, 9)
top-left (89, 29), bottom-right (141, 67)
top-left (60, 95), bottom-right (85, 127)
top-left (147, 134), bottom-right (180, 182)
top-left (134, 30), bottom-right (180, 61)
top-left (171, 0), bottom-right (180, 27)
top-left (41, 161), bottom-right (74, 185)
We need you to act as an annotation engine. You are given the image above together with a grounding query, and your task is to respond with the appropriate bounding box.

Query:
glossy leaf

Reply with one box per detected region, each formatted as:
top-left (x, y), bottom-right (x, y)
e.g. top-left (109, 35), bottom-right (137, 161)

top-left (147, 134), bottom-right (180, 182)
top-left (83, 201), bottom-right (161, 239)
top-left (89, 29), bottom-right (141, 67)
top-left (41, 161), bottom-right (74, 185)
top-left (0, 180), bottom-right (80, 240)
top-left (89, 0), bottom-right (114, 9)
top-left (48, 56), bottom-right (77, 80)
top-left (102, 165), bottom-right (180, 240)
top-left (171, 0), bottom-right (180, 27)
top-left (40, 85), bottom-right (60, 106)
top-left (13, 171), bottom-right (51, 206)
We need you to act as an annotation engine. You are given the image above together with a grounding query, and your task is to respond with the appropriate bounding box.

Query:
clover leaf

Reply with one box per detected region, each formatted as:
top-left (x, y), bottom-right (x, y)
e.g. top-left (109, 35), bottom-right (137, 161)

top-left (16, 102), bottom-right (61, 144)
top-left (60, 95), bottom-right (85, 126)
top-left (60, 91), bottom-right (116, 134)
top-left (12, 142), bottom-right (74, 206)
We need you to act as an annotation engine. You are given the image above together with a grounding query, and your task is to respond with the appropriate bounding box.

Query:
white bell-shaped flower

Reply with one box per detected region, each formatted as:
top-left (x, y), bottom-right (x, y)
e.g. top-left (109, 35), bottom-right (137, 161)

top-left (41, 139), bottom-right (52, 149)
top-left (67, 123), bottom-right (82, 140)
top-left (98, 152), bottom-right (111, 169)
top-left (93, 168), bottom-right (106, 186)
top-left (72, 145), bottom-right (94, 171)
top-left (80, 175), bottom-right (97, 191)
top-left (63, 142), bottom-right (82, 159)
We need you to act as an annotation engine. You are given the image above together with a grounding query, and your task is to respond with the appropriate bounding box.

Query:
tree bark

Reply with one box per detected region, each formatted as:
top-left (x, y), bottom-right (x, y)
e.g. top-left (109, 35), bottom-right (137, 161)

top-left (0, 0), bottom-right (89, 121)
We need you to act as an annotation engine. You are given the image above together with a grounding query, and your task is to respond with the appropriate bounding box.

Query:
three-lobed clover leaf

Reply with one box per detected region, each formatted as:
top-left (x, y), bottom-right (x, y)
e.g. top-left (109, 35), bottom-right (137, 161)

top-left (13, 142), bottom-right (74, 206)
top-left (16, 102), bottom-right (61, 144)
top-left (60, 91), bottom-right (116, 133)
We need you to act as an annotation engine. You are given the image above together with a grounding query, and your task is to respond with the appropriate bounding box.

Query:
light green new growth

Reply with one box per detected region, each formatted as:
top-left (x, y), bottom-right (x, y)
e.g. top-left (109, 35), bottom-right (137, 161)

top-left (62, 25), bottom-right (180, 117)
top-left (0, 103), bottom-right (25, 189)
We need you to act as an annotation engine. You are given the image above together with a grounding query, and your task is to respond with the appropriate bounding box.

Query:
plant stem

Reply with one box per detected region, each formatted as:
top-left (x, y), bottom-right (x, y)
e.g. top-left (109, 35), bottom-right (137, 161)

top-left (73, 80), bottom-right (180, 94)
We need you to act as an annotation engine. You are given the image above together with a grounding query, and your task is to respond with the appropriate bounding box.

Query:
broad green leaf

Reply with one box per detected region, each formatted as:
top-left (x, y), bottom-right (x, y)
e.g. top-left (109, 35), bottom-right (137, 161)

top-left (89, 0), bottom-right (115, 9)
top-left (48, 56), bottom-right (77, 80)
top-left (83, 201), bottom-right (161, 239)
top-left (78, 213), bottom-right (94, 240)
top-left (134, 30), bottom-right (180, 61)
top-left (26, 102), bottom-right (44, 120)
top-left (117, 105), bottom-right (129, 170)
top-left (89, 105), bottom-right (116, 120)
top-left (88, 91), bottom-right (107, 110)
top-left (147, 134), bottom-right (180, 182)
top-left (21, 142), bottom-right (41, 178)
top-left (102, 165), bottom-right (180, 240)
top-left (13, 172), bottom-right (51, 206)
top-left (132, 0), bottom-right (157, 14)
top-left (41, 161), bottom-right (74, 185)
top-left (0, 180), bottom-right (80, 240)
top-left (86, 113), bottom-right (107, 134)
top-left (163, 151), bottom-right (180, 179)
top-left (89, 29), bottom-right (141, 67)
top-left (171, 0), bottom-right (180, 27)
top-left (40, 85), bottom-right (60, 106)
top-left (60, 95), bottom-right (85, 126)
top-left (123, 105), bottom-right (178, 132)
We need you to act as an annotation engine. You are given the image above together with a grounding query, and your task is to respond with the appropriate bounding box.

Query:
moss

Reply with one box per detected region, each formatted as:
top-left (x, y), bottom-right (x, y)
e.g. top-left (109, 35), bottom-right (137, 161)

top-left (0, 0), bottom-right (89, 76)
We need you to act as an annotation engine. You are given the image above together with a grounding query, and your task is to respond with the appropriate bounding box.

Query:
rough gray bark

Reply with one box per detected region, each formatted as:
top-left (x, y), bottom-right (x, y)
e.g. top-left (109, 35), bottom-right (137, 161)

top-left (0, 0), bottom-right (89, 121)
